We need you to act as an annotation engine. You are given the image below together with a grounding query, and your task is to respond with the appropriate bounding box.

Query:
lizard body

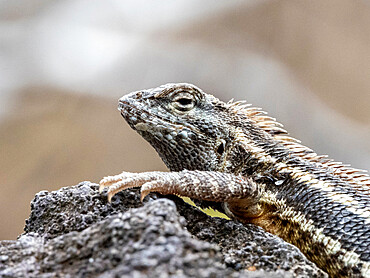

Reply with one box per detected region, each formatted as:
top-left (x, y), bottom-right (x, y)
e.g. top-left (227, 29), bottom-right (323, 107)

top-left (100, 83), bottom-right (370, 277)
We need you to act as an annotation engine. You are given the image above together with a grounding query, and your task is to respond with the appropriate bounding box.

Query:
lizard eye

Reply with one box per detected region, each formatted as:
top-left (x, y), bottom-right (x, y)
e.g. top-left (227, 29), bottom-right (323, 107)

top-left (171, 92), bottom-right (196, 111)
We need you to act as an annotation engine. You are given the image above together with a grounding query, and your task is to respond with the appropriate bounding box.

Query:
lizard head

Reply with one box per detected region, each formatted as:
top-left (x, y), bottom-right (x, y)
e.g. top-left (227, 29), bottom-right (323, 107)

top-left (118, 83), bottom-right (234, 172)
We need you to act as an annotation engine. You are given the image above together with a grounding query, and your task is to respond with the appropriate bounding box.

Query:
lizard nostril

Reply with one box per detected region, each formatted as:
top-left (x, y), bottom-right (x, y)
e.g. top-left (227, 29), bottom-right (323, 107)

top-left (118, 100), bottom-right (129, 110)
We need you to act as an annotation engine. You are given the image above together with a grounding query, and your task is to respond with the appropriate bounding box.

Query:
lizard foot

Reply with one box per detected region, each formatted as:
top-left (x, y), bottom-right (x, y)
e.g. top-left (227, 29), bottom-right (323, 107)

top-left (99, 170), bottom-right (261, 204)
top-left (99, 171), bottom-right (169, 202)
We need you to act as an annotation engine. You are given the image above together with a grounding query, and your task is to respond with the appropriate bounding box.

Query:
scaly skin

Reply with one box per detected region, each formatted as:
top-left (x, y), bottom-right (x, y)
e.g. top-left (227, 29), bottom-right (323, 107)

top-left (100, 83), bottom-right (370, 277)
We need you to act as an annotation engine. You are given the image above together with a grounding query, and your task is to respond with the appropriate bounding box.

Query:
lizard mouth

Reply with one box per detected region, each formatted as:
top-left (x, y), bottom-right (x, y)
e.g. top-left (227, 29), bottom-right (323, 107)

top-left (118, 98), bottom-right (202, 150)
top-left (118, 99), bottom-right (150, 128)
top-left (118, 98), bottom-right (180, 137)
top-left (118, 98), bottom-right (198, 133)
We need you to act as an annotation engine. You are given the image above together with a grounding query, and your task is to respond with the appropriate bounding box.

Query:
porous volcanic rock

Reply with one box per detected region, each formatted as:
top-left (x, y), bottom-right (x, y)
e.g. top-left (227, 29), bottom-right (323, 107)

top-left (0, 182), bottom-right (327, 277)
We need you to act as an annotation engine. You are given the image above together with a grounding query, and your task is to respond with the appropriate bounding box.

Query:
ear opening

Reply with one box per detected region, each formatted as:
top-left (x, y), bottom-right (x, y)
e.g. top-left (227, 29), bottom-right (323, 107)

top-left (217, 140), bottom-right (226, 155)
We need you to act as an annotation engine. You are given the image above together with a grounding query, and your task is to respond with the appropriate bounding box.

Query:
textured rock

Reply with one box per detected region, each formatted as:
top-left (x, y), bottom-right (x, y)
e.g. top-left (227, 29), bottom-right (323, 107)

top-left (24, 182), bottom-right (145, 240)
top-left (0, 182), bottom-right (327, 277)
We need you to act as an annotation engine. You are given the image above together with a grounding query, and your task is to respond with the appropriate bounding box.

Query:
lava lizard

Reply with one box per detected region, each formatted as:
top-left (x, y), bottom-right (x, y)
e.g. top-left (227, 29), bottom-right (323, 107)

top-left (100, 83), bottom-right (370, 277)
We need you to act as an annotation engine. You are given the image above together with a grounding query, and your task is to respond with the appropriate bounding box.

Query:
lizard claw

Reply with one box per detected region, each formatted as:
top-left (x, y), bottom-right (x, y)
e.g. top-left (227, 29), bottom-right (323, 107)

top-left (140, 190), bottom-right (150, 202)
top-left (99, 181), bottom-right (107, 193)
top-left (106, 178), bottom-right (141, 202)
top-left (99, 171), bottom-right (132, 193)
top-left (100, 172), bottom-right (162, 202)
top-left (140, 180), bottom-right (166, 202)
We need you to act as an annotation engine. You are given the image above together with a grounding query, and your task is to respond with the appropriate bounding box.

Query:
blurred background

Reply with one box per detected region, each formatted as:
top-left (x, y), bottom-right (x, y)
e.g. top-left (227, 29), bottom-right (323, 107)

top-left (1, 0), bottom-right (370, 240)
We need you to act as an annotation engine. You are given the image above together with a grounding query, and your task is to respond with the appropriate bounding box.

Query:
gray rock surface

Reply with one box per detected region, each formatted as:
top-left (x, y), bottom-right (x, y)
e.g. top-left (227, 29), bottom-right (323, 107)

top-left (0, 182), bottom-right (327, 277)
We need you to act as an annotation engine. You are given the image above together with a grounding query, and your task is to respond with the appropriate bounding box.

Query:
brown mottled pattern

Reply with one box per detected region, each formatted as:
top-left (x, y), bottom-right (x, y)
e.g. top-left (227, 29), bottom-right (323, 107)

top-left (100, 83), bottom-right (370, 278)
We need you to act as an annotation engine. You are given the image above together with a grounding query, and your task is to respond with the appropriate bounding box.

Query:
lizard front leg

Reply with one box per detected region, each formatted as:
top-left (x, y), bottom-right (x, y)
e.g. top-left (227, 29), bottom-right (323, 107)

top-left (99, 170), bottom-right (264, 216)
